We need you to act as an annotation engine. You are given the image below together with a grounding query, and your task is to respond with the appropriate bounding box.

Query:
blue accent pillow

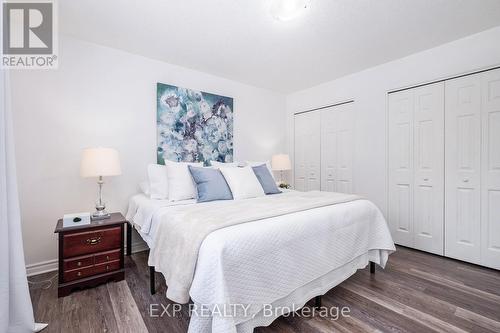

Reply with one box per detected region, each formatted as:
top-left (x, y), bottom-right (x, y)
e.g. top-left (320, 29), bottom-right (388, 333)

top-left (252, 164), bottom-right (282, 195)
top-left (188, 166), bottom-right (233, 202)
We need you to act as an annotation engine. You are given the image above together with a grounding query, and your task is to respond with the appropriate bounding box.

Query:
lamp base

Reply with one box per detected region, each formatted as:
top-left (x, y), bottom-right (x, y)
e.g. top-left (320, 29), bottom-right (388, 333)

top-left (91, 210), bottom-right (110, 220)
top-left (92, 176), bottom-right (110, 220)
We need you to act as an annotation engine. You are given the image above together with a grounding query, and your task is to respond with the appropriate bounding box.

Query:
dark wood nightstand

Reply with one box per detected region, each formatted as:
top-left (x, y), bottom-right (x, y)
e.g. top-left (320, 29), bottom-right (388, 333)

top-left (54, 212), bottom-right (127, 297)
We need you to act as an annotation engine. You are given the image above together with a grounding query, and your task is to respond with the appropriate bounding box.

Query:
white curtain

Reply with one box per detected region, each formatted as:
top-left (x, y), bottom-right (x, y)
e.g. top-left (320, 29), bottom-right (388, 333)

top-left (0, 21), bottom-right (47, 333)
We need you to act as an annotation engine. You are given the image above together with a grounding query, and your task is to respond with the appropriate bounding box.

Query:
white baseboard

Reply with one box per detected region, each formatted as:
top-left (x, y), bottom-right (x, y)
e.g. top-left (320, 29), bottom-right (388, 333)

top-left (26, 241), bottom-right (149, 277)
top-left (26, 259), bottom-right (59, 277)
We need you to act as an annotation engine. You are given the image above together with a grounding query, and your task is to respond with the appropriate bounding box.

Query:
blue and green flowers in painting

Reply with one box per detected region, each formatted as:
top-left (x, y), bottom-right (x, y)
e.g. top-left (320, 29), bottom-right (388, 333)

top-left (156, 83), bottom-right (234, 165)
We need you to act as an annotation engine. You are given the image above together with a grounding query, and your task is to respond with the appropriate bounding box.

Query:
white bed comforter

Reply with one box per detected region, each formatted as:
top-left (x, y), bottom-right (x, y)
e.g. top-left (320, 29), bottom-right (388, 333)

top-left (126, 191), bottom-right (395, 333)
top-left (148, 191), bottom-right (363, 304)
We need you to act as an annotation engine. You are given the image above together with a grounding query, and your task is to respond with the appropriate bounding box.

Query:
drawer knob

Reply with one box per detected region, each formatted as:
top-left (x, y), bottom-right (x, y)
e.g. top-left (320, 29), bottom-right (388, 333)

top-left (106, 265), bottom-right (110, 270)
top-left (85, 236), bottom-right (101, 245)
top-left (77, 271), bottom-right (82, 277)
top-left (77, 261), bottom-right (82, 267)
top-left (463, 178), bottom-right (469, 183)
top-left (106, 256), bottom-right (110, 260)
top-left (423, 178), bottom-right (429, 181)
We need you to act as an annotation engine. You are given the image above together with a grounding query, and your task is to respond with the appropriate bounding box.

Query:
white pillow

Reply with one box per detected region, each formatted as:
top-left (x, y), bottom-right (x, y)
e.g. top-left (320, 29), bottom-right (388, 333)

top-left (139, 181), bottom-right (150, 196)
top-left (246, 160), bottom-right (275, 180)
top-left (165, 160), bottom-right (203, 201)
top-left (210, 161), bottom-right (244, 168)
top-left (147, 164), bottom-right (168, 199)
top-left (220, 166), bottom-right (265, 200)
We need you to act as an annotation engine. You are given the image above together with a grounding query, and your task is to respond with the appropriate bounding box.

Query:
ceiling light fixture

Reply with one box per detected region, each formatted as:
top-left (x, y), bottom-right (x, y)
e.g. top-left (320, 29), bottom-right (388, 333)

top-left (270, 0), bottom-right (311, 21)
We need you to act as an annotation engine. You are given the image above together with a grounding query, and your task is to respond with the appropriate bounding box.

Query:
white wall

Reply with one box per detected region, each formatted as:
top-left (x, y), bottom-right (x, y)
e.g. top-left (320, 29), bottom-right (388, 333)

top-left (10, 36), bottom-right (286, 272)
top-left (286, 26), bottom-right (500, 217)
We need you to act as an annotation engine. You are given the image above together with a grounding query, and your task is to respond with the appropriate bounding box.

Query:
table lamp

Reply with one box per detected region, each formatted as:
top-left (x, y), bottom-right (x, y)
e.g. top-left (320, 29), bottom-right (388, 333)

top-left (271, 154), bottom-right (291, 186)
top-left (80, 147), bottom-right (121, 220)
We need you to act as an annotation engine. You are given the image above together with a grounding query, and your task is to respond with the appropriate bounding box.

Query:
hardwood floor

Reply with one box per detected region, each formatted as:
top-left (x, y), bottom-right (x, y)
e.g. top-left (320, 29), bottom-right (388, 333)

top-left (29, 246), bottom-right (500, 333)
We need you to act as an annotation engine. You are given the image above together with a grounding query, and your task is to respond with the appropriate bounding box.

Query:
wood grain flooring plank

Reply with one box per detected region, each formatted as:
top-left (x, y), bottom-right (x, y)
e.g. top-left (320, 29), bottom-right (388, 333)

top-left (60, 284), bottom-right (119, 333)
top-left (341, 281), bottom-right (468, 333)
top-left (31, 280), bottom-right (63, 333)
top-left (385, 259), bottom-right (500, 322)
top-left (107, 280), bottom-right (148, 333)
top-left (389, 249), bottom-right (500, 296)
top-left (327, 286), bottom-right (436, 333)
top-left (422, 283), bottom-right (500, 323)
top-left (349, 270), bottom-right (497, 333)
top-left (407, 268), bottom-right (500, 303)
top-left (454, 306), bottom-right (500, 332)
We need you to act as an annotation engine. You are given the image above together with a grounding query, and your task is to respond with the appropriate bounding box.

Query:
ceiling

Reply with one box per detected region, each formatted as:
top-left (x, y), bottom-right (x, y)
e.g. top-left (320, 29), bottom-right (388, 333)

top-left (60, 0), bottom-right (500, 93)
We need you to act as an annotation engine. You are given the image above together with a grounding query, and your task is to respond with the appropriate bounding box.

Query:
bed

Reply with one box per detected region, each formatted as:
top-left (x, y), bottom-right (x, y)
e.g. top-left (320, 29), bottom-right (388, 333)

top-left (126, 189), bottom-right (395, 333)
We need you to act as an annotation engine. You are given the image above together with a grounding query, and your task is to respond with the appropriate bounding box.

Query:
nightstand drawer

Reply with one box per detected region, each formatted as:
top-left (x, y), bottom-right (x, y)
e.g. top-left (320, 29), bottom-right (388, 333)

top-left (63, 226), bottom-right (121, 258)
top-left (94, 260), bottom-right (120, 275)
top-left (63, 254), bottom-right (94, 271)
top-left (64, 266), bottom-right (94, 282)
top-left (95, 249), bottom-right (120, 264)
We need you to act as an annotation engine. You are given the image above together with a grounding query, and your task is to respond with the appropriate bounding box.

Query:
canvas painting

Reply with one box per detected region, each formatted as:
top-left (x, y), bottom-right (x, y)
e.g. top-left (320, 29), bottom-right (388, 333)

top-left (156, 83), bottom-right (234, 165)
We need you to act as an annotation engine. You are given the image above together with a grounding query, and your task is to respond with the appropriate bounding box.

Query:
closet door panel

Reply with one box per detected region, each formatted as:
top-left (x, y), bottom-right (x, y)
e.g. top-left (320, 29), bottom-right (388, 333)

top-left (388, 90), bottom-right (414, 247)
top-left (413, 83), bottom-right (444, 255)
top-left (322, 129), bottom-right (337, 192)
top-left (307, 111), bottom-right (322, 191)
top-left (321, 107), bottom-right (338, 192)
top-left (320, 103), bottom-right (353, 193)
top-left (445, 74), bottom-right (481, 263)
top-left (336, 103), bottom-right (354, 194)
top-left (294, 113), bottom-right (308, 191)
top-left (481, 68), bottom-right (500, 269)
top-left (336, 128), bottom-right (352, 194)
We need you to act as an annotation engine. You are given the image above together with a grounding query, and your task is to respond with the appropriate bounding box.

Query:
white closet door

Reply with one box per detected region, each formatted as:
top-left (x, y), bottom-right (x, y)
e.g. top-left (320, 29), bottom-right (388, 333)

top-left (294, 113), bottom-right (308, 191)
top-left (320, 103), bottom-right (353, 193)
top-left (294, 111), bottom-right (321, 191)
top-left (413, 83), bottom-right (444, 255)
top-left (306, 111), bottom-right (321, 190)
top-left (321, 106), bottom-right (337, 192)
top-left (388, 90), bottom-right (414, 247)
top-left (335, 103), bottom-right (354, 193)
top-left (481, 68), bottom-right (500, 269)
top-left (445, 74), bottom-right (482, 264)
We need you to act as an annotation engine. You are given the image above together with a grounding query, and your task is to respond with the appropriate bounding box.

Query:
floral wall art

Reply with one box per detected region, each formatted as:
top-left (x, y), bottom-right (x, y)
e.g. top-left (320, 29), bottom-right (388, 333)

top-left (156, 83), bottom-right (234, 165)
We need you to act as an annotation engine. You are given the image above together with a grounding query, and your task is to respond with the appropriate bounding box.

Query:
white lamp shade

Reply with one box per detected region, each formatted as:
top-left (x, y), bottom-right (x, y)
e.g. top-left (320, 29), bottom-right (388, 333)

top-left (80, 147), bottom-right (122, 177)
top-left (272, 154), bottom-right (291, 171)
